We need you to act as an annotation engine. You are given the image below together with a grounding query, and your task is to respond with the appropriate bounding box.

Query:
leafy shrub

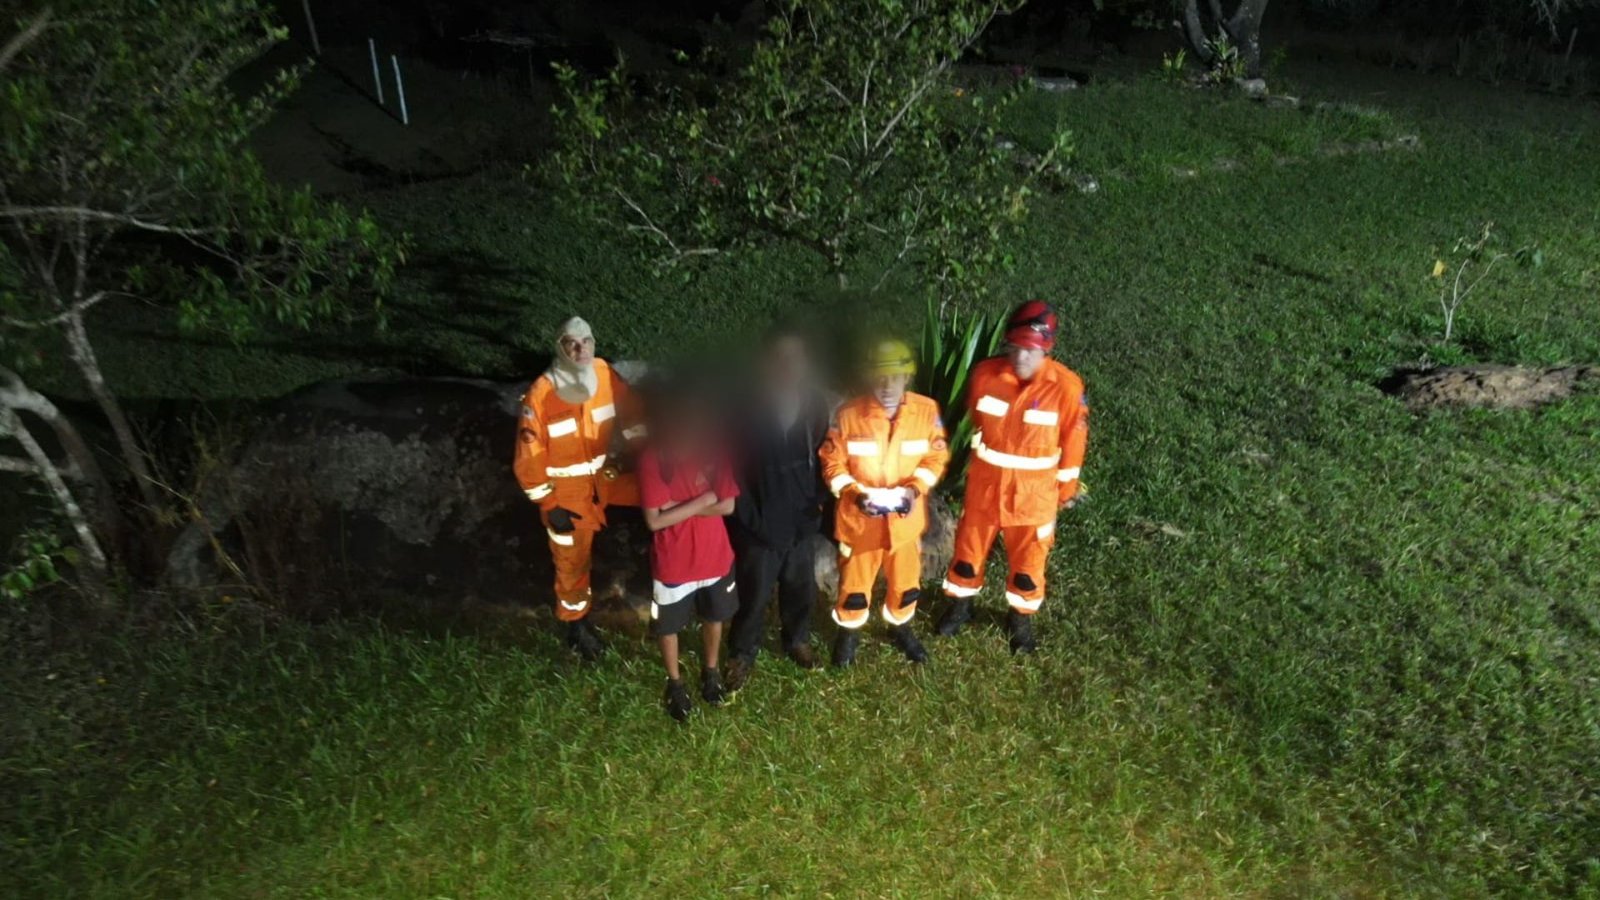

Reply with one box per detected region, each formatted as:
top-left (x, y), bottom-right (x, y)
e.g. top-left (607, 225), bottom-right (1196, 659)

top-left (917, 297), bottom-right (1004, 488)
top-left (547, 0), bottom-right (1071, 307)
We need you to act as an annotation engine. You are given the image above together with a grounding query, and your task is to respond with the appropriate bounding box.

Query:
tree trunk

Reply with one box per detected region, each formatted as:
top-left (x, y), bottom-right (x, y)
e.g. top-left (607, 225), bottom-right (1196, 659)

top-left (0, 364), bottom-right (123, 548)
top-left (63, 310), bottom-right (160, 510)
top-left (0, 406), bottom-right (111, 589)
top-left (1229, 0), bottom-right (1269, 79)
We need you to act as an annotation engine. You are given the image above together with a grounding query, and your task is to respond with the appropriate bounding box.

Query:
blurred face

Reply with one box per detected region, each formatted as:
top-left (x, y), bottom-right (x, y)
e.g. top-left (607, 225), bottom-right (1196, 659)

top-left (1007, 343), bottom-right (1046, 381)
top-left (559, 333), bottom-right (595, 366)
top-left (871, 372), bottom-right (911, 408)
top-left (765, 334), bottom-right (810, 392)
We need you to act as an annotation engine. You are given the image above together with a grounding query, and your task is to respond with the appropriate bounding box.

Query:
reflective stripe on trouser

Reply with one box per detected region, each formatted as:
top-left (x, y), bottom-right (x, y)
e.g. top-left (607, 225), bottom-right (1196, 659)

top-left (833, 542), bottom-right (923, 629)
top-left (548, 527), bottom-right (595, 621)
top-left (942, 517), bottom-right (1056, 615)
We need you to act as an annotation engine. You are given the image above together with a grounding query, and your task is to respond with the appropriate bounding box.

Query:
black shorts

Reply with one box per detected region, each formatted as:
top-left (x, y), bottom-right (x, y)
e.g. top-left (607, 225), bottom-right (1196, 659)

top-left (651, 571), bottom-right (738, 636)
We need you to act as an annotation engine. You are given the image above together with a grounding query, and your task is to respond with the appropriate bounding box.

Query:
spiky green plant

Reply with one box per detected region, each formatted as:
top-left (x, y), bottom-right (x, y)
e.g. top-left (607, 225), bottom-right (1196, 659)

top-left (917, 298), bottom-right (1005, 491)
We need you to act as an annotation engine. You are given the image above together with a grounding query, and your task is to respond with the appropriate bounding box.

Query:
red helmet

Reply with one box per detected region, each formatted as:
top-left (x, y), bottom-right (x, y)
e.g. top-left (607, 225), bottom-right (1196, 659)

top-left (1004, 300), bottom-right (1057, 351)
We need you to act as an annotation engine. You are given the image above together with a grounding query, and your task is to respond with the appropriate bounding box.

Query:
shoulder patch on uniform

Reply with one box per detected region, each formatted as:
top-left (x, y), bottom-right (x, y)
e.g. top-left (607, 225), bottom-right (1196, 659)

top-left (519, 427), bottom-right (537, 444)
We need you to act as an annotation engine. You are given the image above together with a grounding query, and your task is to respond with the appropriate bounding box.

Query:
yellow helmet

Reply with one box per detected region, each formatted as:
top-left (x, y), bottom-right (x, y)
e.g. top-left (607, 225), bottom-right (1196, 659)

top-left (864, 338), bottom-right (916, 376)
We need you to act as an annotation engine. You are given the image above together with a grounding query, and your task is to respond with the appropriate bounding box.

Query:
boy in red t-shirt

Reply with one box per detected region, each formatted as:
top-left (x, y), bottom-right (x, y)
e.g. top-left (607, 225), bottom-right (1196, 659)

top-left (639, 390), bottom-right (740, 722)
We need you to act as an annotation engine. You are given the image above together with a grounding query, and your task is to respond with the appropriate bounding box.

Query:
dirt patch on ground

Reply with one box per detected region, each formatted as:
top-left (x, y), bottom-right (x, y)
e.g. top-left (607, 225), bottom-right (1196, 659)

top-left (1379, 364), bottom-right (1599, 411)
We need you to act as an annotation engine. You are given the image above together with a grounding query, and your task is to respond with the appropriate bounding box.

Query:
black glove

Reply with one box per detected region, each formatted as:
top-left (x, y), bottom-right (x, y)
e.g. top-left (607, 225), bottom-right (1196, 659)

top-left (547, 507), bottom-right (582, 534)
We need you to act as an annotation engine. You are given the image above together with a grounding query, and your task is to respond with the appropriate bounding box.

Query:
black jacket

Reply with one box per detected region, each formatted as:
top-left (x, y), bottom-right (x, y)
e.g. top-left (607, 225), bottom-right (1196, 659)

top-left (729, 389), bottom-right (830, 551)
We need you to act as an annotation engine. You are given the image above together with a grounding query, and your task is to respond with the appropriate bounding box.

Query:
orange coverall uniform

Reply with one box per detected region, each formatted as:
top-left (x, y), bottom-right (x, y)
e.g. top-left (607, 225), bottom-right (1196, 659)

top-left (513, 358), bottom-right (645, 621)
top-left (942, 356), bottom-right (1088, 615)
top-left (819, 392), bottom-right (949, 629)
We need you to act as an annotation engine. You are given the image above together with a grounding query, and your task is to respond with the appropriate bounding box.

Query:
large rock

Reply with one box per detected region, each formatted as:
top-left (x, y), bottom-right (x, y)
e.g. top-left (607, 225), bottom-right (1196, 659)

top-left (167, 373), bottom-right (960, 625)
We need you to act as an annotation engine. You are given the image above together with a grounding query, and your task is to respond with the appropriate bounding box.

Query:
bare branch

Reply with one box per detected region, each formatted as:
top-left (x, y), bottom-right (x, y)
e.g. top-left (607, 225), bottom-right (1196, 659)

top-left (0, 205), bottom-right (216, 236)
top-left (0, 7), bottom-right (52, 71)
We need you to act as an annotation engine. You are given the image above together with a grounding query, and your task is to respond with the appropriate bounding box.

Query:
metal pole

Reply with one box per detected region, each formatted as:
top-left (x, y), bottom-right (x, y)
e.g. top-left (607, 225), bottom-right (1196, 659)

top-left (300, 0), bottom-right (321, 56)
top-left (391, 55), bottom-right (409, 125)
top-left (369, 38), bottom-right (385, 105)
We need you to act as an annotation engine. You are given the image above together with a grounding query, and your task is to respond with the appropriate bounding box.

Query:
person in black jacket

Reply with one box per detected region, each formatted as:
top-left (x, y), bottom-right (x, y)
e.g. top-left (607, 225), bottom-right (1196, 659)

top-left (724, 326), bottom-right (832, 690)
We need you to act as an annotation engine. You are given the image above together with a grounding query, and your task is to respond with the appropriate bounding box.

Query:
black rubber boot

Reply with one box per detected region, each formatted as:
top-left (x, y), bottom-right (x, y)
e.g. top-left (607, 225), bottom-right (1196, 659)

top-left (935, 599), bottom-right (973, 637)
top-left (566, 618), bottom-right (605, 661)
top-left (891, 625), bottom-right (928, 664)
top-left (832, 629), bottom-right (860, 668)
top-left (1006, 611), bottom-right (1037, 655)
top-left (663, 678), bottom-right (693, 722)
top-left (701, 667), bottom-right (726, 707)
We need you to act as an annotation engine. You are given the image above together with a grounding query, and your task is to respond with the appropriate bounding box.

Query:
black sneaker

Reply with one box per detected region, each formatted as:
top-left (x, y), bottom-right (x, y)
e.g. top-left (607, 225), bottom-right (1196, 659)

top-left (1006, 611), bottom-right (1037, 655)
top-left (832, 630), bottom-right (860, 668)
top-left (725, 656), bottom-right (755, 693)
top-left (566, 618), bottom-right (605, 661)
top-left (701, 667), bottom-right (726, 706)
top-left (935, 599), bottom-right (973, 637)
top-left (663, 678), bottom-right (692, 722)
top-left (891, 625), bottom-right (928, 664)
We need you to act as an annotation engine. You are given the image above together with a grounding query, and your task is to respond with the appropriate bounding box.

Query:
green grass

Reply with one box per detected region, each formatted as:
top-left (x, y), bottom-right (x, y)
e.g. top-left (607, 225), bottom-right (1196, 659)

top-left (5, 60), bottom-right (1600, 896)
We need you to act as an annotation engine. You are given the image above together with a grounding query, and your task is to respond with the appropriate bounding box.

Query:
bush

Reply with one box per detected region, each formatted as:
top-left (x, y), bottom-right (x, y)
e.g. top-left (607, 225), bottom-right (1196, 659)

top-left (547, 0), bottom-right (1071, 306)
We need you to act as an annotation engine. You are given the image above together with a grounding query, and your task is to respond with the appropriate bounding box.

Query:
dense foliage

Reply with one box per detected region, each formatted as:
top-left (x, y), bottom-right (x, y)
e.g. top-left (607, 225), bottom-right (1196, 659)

top-left (548, 0), bottom-right (1072, 305)
top-left (0, 0), bottom-right (403, 584)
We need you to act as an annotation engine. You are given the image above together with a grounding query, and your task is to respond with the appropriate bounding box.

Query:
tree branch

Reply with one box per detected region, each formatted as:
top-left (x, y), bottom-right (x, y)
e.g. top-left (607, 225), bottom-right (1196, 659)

top-left (0, 205), bottom-right (216, 236)
top-left (0, 7), bottom-right (51, 71)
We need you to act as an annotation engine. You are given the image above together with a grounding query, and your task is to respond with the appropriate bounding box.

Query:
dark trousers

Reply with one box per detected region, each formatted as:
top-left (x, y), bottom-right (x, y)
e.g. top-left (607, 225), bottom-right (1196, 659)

top-left (729, 536), bottom-right (817, 660)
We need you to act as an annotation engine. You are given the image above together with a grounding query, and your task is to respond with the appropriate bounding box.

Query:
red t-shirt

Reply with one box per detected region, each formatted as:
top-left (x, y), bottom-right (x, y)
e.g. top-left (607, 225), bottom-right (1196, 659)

top-left (638, 446), bottom-right (739, 585)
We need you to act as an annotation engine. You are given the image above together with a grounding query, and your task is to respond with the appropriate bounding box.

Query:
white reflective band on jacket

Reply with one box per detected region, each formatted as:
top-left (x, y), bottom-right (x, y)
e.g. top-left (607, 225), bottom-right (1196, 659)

top-left (1006, 591), bottom-right (1043, 612)
top-left (942, 578), bottom-right (980, 598)
top-left (547, 529), bottom-right (576, 546)
top-left (913, 467), bottom-right (938, 488)
top-left (622, 424), bottom-right (648, 441)
top-left (1056, 466), bottom-right (1081, 483)
top-left (546, 453), bottom-right (607, 478)
top-left (559, 597), bottom-right (589, 611)
top-left (829, 473), bottom-right (856, 496)
top-left (971, 432), bottom-right (1060, 471)
top-left (525, 483), bottom-right (554, 501)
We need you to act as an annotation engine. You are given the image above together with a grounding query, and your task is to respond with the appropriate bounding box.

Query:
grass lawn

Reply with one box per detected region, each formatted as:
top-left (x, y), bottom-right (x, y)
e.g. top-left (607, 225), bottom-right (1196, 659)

top-left (4, 60), bottom-right (1600, 896)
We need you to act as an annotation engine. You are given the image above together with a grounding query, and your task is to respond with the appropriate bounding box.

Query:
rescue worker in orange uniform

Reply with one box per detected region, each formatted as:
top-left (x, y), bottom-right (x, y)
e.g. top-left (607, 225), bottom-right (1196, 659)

top-left (818, 339), bottom-right (949, 667)
top-left (513, 317), bottom-right (647, 660)
top-left (935, 300), bottom-right (1088, 654)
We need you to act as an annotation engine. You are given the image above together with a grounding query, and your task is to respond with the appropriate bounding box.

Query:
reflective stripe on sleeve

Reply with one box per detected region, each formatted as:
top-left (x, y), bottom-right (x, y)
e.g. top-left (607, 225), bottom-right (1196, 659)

top-left (524, 483), bottom-right (553, 501)
top-left (975, 395), bottom-right (1010, 417)
top-left (971, 433), bottom-right (1060, 471)
top-left (914, 467), bottom-right (938, 488)
top-left (546, 417), bottom-right (578, 438)
top-left (546, 454), bottom-right (607, 478)
top-left (1056, 466), bottom-right (1081, 483)
top-left (942, 579), bottom-right (981, 598)
top-left (622, 424), bottom-right (648, 441)
top-left (547, 529), bottom-right (576, 546)
top-left (837, 542), bottom-right (853, 559)
top-left (1022, 408), bottom-right (1059, 426)
top-left (845, 441), bottom-right (879, 456)
top-left (559, 597), bottom-right (589, 611)
top-left (829, 473), bottom-right (856, 496)
top-left (1006, 591), bottom-right (1043, 612)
